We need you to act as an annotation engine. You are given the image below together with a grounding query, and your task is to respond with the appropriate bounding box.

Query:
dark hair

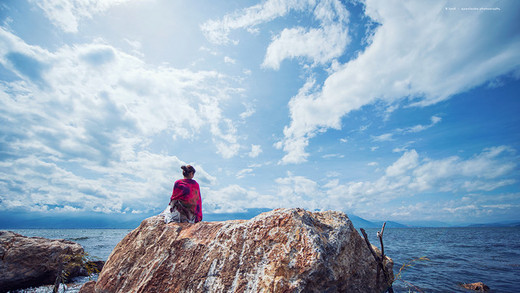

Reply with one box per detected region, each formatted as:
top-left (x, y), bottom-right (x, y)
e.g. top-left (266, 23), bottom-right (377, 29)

top-left (181, 165), bottom-right (196, 177)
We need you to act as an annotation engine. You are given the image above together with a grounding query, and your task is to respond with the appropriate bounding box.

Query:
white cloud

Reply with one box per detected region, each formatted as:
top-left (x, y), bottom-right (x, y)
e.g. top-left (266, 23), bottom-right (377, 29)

top-left (236, 168), bottom-right (254, 179)
top-left (372, 116), bottom-right (442, 145)
top-left (249, 144), bottom-right (262, 158)
top-left (239, 103), bottom-right (256, 119)
top-left (203, 184), bottom-right (278, 214)
top-left (278, 78), bottom-right (317, 164)
top-left (201, 0), bottom-right (316, 45)
top-left (481, 204), bottom-right (516, 209)
top-left (262, 23), bottom-right (349, 69)
top-left (30, 0), bottom-right (132, 33)
top-left (385, 150), bottom-right (419, 177)
top-left (0, 28), bottom-right (239, 214)
top-left (321, 146), bottom-right (517, 212)
top-left (359, 124), bottom-right (370, 132)
top-left (279, 0), bottom-right (520, 163)
top-left (365, 197), bottom-right (520, 223)
top-left (0, 151), bottom-right (188, 214)
top-left (397, 115), bottom-right (442, 134)
top-left (199, 46), bottom-right (218, 56)
top-left (372, 133), bottom-right (393, 142)
top-left (322, 153), bottom-right (344, 159)
top-left (275, 172), bottom-right (318, 198)
top-left (462, 180), bottom-right (516, 192)
top-left (215, 141), bottom-right (240, 159)
top-left (145, 146), bottom-right (516, 219)
top-left (224, 56), bottom-right (236, 64)
top-left (272, 172), bottom-right (321, 210)
top-left (202, 0), bottom-right (350, 70)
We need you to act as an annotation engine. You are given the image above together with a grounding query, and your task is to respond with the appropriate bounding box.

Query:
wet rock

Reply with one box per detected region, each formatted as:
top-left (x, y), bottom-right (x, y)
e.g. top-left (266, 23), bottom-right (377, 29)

top-left (460, 281), bottom-right (490, 292)
top-left (91, 208), bottom-right (393, 292)
top-left (0, 231), bottom-right (84, 292)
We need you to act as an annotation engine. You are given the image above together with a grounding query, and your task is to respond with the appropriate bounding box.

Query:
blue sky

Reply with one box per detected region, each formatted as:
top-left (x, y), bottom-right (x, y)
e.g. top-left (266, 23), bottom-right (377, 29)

top-left (0, 0), bottom-right (519, 227)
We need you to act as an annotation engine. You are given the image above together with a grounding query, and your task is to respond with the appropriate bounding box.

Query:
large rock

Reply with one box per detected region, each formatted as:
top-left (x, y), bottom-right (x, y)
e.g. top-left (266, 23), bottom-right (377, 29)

top-left (0, 231), bottom-right (85, 292)
top-left (88, 208), bottom-right (393, 292)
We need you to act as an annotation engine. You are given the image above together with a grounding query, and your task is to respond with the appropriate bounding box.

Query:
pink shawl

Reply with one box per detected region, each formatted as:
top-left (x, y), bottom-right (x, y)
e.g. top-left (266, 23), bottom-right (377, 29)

top-left (170, 179), bottom-right (202, 222)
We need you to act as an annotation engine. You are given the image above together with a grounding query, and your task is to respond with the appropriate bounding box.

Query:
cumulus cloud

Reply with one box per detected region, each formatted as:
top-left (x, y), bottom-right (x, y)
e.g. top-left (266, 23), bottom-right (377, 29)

top-left (303, 146), bottom-right (515, 212)
top-left (273, 172), bottom-right (321, 209)
top-left (317, 146), bottom-right (517, 218)
top-left (385, 149), bottom-right (419, 177)
top-left (30, 0), bottom-right (131, 33)
top-left (279, 0), bottom-right (520, 163)
top-left (224, 56), bottom-right (236, 64)
top-left (248, 144), bottom-right (262, 158)
top-left (360, 146), bottom-right (515, 199)
top-left (201, 0), bottom-right (315, 45)
top-left (0, 28), bottom-right (238, 214)
top-left (194, 146), bottom-right (517, 218)
top-left (203, 184), bottom-right (279, 214)
top-left (389, 195), bottom-right (520, 223)
top-left (202, 0), bottom-right (350, 70)
top-left (262, 21), bottom-right (349, 69)
top-left (200, 172), bottom-right (322, 212)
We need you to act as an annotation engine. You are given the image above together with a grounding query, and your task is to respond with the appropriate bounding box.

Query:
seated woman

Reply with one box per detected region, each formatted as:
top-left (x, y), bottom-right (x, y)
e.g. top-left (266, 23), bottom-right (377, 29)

top-left (165, 165), bottom-right (203, 223)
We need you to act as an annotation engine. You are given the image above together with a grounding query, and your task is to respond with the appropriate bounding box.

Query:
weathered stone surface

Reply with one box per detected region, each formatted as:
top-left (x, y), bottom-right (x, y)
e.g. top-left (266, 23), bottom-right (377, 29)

top-left (91, 208), bottom-right (393, 292)
top-left (79, 280), bottom-right (97, 293)
top-left (0, 230), bottom-right (85, 292)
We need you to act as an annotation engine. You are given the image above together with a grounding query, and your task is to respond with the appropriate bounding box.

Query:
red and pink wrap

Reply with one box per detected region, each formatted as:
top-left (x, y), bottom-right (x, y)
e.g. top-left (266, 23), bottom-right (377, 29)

top-left (170, 179), bottom-right (202, 223)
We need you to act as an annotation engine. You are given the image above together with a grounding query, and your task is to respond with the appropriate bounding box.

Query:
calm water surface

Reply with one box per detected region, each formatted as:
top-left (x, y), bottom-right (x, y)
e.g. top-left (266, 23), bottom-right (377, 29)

top-left (365, 227), bottom-right (520, 292)
top-left (9, 227), bottom-right (520, 292)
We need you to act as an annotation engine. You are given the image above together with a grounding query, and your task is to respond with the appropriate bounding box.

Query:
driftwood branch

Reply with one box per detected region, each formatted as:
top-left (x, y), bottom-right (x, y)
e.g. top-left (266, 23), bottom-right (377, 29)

top-left (378, 222), bottom-right (386, 257)
top-left (360, 222), bottom-right (394, 293)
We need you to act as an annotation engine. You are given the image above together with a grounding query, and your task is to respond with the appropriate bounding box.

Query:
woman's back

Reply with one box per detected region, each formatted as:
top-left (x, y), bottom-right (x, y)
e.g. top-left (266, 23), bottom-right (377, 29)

top-left (167, 166), bottom-right (202, 223)
top-left (171, 178), bottom-right (202, 222)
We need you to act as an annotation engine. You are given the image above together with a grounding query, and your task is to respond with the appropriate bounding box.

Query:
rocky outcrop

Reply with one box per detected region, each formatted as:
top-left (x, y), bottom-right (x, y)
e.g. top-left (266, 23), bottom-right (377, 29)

top-left (460, 282), bottom-right (490, 292)
top-left (0, 231), bottom-right (85, 292)
top-left (86, 208), bottom-right (393, 292)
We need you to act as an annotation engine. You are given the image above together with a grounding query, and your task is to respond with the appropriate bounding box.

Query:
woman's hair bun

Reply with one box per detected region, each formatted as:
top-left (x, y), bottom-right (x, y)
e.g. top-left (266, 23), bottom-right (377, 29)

top-left (181, 165), bottom-right (196, 176)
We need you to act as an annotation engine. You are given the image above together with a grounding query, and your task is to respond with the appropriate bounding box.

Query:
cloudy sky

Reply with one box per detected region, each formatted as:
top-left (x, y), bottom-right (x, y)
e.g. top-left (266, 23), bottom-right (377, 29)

top-left (0, 0), bottom-right (519, 226)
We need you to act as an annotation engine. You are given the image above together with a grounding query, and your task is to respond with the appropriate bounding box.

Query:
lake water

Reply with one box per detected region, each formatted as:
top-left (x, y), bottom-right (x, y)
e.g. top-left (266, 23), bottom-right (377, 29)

top-left (9, 226), bottom-right (520, 292)
top-left (364, 226), bottom-right (520, 292)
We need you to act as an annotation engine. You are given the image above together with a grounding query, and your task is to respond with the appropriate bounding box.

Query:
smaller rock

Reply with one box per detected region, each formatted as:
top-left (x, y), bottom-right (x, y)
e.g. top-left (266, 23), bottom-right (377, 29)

top-left (0, 231), bottom-right (93, 292)
top-left (79, 280), bottom-right (97, 293)
top-left (460, 282), bottom-right (490, 292)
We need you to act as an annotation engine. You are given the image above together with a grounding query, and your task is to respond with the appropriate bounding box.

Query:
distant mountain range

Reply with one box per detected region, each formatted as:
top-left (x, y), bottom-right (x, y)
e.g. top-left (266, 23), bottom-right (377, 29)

top-left (347, 215), bottom-right (408, 229)
top-left (1, 209), bottom-right (519, 229)
top-left (466, 221), bottom-right (520, 228)
top-left (349, 214), bottom-right (520, 229)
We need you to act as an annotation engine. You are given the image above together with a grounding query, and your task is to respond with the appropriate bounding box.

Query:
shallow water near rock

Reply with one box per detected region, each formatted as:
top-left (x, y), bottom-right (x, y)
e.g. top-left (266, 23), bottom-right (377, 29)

top-left (10, 226), bottom-right (520, 292)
